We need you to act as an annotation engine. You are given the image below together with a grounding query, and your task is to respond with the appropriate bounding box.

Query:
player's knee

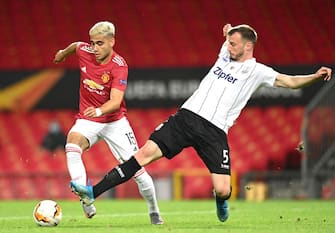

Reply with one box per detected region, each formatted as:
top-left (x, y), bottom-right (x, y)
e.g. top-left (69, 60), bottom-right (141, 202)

top-left (66, 132), bottom-right (89, 150)
top-left (135, 140), bottom-right (162, 166)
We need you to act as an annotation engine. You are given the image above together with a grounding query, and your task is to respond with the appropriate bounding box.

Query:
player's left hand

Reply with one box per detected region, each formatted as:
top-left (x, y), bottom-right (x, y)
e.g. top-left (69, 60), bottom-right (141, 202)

top-left (317, 66), bottom-right (332, 81)
top-left (84, 106), bottom-right (99, 118)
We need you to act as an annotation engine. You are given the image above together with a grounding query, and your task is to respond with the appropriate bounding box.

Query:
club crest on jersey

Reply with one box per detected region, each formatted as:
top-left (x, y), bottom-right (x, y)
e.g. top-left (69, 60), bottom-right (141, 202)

top-left (101, 73), bottom-right (110, 83)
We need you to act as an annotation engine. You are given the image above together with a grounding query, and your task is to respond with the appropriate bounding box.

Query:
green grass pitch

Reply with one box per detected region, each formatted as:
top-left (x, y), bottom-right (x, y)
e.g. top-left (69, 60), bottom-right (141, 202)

top-left (0, 199), bottom-right (334, 233)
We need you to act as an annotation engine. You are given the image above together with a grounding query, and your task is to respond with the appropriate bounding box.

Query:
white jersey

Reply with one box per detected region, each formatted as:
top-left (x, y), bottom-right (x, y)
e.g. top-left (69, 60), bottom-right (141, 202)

top-left (182, 42), bottom-right (279, 133)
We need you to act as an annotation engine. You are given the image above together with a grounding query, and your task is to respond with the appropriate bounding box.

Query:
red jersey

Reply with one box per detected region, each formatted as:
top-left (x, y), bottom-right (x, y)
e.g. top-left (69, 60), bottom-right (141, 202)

top-left (76, 42), bottom-right (128, 123)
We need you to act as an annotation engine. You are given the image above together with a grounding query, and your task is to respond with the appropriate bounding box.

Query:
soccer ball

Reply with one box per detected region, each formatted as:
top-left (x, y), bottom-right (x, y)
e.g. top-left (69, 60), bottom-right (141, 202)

top-left (33, 200), bottom-right (62, 226)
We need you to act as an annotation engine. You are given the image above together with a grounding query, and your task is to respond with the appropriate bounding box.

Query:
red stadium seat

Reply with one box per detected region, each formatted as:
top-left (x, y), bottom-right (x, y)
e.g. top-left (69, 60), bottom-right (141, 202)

top-left (1, 0), bottom-right (335, 69)
top-left (0, 106), bottom-right (304, 199)
top-left (9, 106), bottom-right (301, 176)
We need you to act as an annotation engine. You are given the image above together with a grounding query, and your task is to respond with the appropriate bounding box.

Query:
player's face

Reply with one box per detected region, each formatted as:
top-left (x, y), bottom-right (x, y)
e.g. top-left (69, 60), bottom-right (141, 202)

top-left (227, 32), bottom-right (247, 62)
top-left (90, 35), bottom-right (115, 64)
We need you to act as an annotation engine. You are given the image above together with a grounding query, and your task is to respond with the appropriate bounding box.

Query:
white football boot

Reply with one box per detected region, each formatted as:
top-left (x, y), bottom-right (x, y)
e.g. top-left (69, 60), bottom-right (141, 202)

top-left (81, 200), bottom-right (96, 218)
top-left (149, 212), bottom-right (164, 225)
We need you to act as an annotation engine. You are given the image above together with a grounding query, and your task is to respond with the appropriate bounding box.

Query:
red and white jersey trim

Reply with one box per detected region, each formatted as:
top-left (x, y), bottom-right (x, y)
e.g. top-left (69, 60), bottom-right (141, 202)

top-left (112, 55), bottom-right (126, 66)
top-left (79, 44), bottom-right (94, 53)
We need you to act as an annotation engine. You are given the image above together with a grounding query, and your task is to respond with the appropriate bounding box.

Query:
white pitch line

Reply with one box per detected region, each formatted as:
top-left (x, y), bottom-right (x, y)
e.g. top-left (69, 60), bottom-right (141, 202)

top-left (96, 210), bottom-right (215, 218)
top-left (0, 210), bottom-right (215, 220)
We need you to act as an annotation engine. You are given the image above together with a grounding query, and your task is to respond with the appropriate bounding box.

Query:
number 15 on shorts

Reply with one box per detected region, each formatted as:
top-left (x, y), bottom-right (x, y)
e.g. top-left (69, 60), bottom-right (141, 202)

top-left (125, 132), bottom-right (137, 146)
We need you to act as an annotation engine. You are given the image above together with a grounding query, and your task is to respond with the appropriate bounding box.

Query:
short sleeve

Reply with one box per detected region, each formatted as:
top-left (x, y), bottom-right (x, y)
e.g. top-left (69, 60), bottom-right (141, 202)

top-left (257, 64), bottom-right (279, 87)
top-left (111, 65), bottom-right (128, 92)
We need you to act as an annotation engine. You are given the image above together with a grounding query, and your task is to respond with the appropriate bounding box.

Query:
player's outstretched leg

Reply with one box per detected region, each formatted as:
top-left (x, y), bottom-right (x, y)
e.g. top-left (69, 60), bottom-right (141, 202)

top-left (71, 180), bottom-right (95, 205)
top-left (134, 169), bottom-right (164, 225)
top-left (214, 191), bottom-right (229, 222)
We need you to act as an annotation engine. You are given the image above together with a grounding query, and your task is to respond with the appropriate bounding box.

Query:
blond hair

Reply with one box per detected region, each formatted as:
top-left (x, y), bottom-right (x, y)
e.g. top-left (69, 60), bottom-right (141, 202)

top-left (89, 21), bottom-right (115, 37)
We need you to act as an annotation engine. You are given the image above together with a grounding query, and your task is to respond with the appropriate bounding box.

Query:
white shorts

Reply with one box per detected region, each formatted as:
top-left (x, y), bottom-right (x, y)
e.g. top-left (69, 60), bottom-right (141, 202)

top-left (69, 117), bottom-right (139, 163)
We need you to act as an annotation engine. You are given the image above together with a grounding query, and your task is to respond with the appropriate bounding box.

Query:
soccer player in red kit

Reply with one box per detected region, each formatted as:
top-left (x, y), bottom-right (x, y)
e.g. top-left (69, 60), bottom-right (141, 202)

top-left (53, 21), bottom-right (163, 224)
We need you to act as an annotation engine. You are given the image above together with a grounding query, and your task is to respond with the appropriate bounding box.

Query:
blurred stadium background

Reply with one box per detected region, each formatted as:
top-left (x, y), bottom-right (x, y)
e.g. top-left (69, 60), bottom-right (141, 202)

top-left (0, 0), bottom-right (334, 201)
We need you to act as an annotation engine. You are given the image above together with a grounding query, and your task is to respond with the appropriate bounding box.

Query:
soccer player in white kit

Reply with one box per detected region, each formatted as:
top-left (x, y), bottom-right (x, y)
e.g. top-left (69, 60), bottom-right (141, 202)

top-left (53, 21), bottom-right (163, 224)
top-left (70, 23), bottom-right (332, 222)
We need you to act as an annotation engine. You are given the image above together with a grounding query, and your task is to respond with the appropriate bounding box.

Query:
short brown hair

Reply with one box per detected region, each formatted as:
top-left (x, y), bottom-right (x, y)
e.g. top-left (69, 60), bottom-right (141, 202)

top-left (228, 24), bottom-right (257, 44)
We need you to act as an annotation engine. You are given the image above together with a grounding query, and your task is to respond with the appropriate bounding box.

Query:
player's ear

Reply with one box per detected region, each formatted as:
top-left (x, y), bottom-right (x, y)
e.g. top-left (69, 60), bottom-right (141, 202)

top-left (245, 41), bottom-right (254, 51)
top-left (109, 37), bottom-right (115, 47)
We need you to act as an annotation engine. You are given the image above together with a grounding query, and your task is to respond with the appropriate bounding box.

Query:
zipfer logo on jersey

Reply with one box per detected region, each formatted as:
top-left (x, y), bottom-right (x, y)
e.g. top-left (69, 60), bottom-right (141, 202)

top-left (213, 66), bottom-right (238, 84)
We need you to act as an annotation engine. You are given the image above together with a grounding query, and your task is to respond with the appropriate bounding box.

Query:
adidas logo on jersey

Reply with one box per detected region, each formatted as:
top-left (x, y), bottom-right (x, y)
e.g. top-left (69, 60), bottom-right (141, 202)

top-left (213, 66), bottom-right (238, 84)
top-left (112, 55), bottom-right (126, 66)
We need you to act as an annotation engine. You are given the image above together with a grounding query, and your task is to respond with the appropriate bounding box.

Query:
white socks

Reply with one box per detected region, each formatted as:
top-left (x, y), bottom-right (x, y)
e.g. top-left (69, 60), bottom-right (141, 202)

top-left (134, 169), bottom-right (160, 214)
top-left (66, 143), bottom-right (160, 214)
top-left (65, 143), bottom-right (86, 185)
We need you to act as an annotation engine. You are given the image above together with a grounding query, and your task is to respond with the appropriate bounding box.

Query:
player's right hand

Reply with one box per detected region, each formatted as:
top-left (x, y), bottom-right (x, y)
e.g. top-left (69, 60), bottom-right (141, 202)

top-left (53, 50), bottom-right (66, 63)
top-left (223, 24), bottom-right (232, 37)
